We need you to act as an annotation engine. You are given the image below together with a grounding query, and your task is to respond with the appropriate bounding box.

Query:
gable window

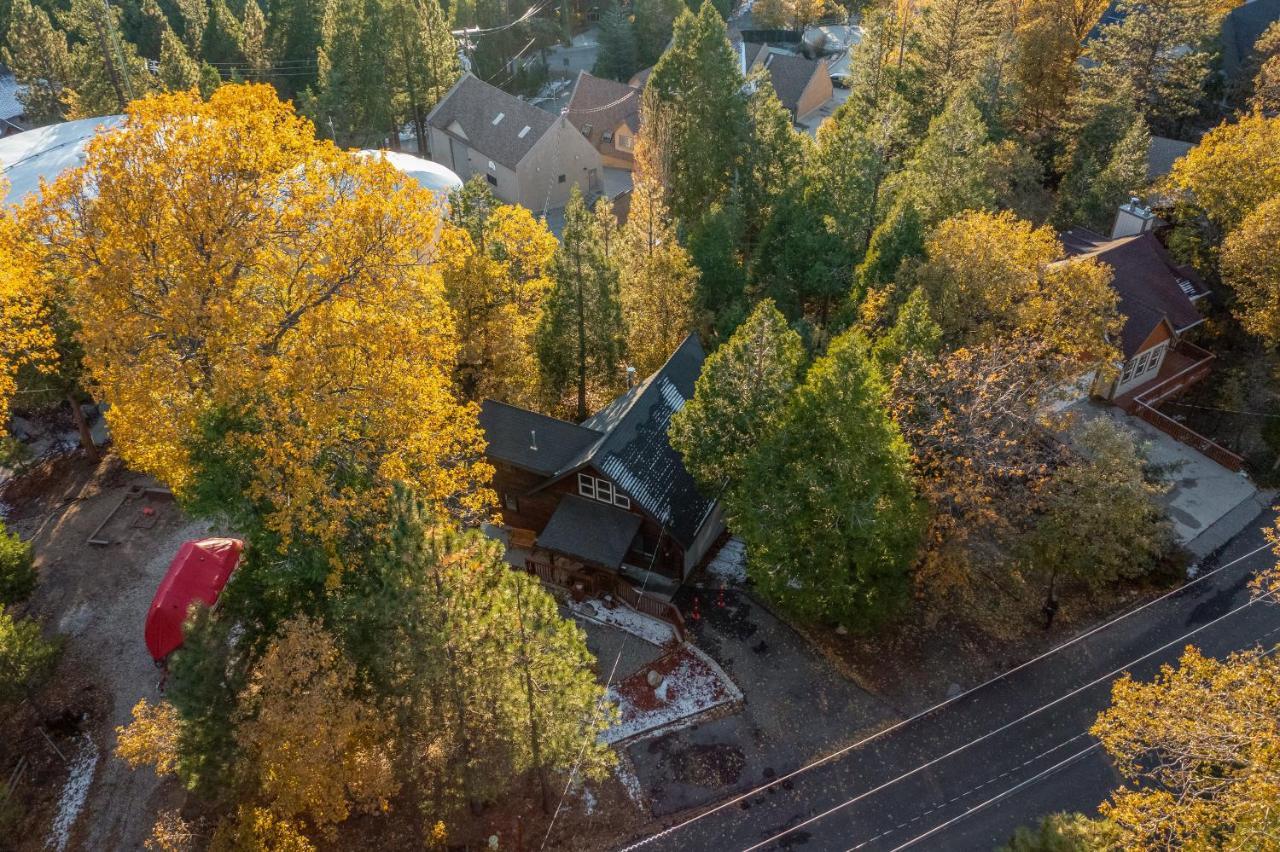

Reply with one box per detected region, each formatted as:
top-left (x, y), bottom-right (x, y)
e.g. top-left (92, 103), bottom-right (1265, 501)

top-left (616, 134), bottom-right (633, 152)
top-left (577, 473), bottom-right (631, 509)
top-left (558, 174), bottom-right (567, 183)
top-left (486, 173), bottom-right (498, 187)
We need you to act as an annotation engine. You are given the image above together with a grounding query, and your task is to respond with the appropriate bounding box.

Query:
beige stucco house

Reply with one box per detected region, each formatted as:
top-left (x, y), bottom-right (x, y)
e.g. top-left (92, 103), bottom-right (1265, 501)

top-left (425, 74), bottom-right (603, 211)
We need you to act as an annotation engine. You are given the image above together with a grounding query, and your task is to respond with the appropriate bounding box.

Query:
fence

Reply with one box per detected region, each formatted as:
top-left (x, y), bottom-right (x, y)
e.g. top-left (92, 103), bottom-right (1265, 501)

top-left (1130, 341), bottom-right (1245, 472)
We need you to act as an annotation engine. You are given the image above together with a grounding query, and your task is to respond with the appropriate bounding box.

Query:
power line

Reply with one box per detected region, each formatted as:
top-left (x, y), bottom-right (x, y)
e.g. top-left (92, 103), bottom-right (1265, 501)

top-left (617, 539), bottom-right (1278, 851)
top-left (740, 591), bottom-right (1275, 852)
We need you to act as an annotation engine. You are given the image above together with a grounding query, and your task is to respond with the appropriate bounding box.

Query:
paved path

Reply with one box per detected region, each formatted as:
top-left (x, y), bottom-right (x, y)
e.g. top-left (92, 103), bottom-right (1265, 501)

top-left (622, 506), bottom-right (1280, 852)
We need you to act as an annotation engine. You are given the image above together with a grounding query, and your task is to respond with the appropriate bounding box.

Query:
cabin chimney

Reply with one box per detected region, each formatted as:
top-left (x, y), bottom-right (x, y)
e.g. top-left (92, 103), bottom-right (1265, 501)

top-left (530, 429), bottom-right (537, 451)
top-left (1111, 197), bottom-right (1156, 240)
top-left (626, 365), bottom-right (637, 388)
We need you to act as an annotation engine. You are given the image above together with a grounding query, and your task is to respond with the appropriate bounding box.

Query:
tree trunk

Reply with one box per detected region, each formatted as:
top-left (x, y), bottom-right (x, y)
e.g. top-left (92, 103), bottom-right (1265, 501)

top-left (92, 0), bottom-right (128, 111)
top-left (69, 394), bottom-right (99, 460)
top-left (513, 578), bottom-right (552, 814)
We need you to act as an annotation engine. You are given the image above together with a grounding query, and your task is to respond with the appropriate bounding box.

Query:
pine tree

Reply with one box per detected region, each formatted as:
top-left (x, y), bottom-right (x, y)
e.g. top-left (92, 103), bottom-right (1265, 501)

top-left (61, 0), bottom-right (154, 116)
top-left (729, 329), bottom-right (923, 627)
top-left (203, 0), bottom-right (245, 66)
top-left (1009, 0), bottom-right (1110, 136)
top-left (871, 286), bottom-right (942, 374)
top-left (887, 89), bottom-right (998, 230)
top-left (387, 0), bottom-right (460, 153)
top-left (536, 186), bottom-right (626, 420)
top-left (1052, 81), bottom-right (1141, 229)
top-left (854, 198), bottom-right (925, 294)
top-left (1085, 116), bottom-right (1150, 230)
top-left (909, 0), bottom-right (1008, 112)
top-left (668, 298), bottom-right (805, 490)
top-left (173, 0), bottom-right (207, 55)
top-left (642, 2), bottom-right (747, 226)
top-left (158, 24), bottom-right (202, 91)
top-left (311, 0), bottom-right (396, 146)
top-left (686, 202), bottom-right (749, 339)
top-left (739, 69), bottom-right (806, 251)
top-left (239, 0), bottom-right (272, 81)
top-left (267, 0), bottom-right (326, 95)
top-left (620, 171), bottom-right (696, 375)
top-left (632, 0), bottom-right (685, 67)
top-left (3, 0), bottom-right (73, 124)
top-left (594, 0), bottom-right (638, 81)
top-left (1086, 0), bottom-right (1219, 131)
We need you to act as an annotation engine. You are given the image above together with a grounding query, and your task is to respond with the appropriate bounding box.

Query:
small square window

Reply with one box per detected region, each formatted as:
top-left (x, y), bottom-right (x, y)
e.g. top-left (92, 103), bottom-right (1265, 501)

top-left (486, 173), bottom-right (497, 187)
top-left (596, 479), bottom-right (614, 503)
top-left (558, 174), bottom-right (566, 183)
top-left (578, 473), bottom-right (595, 499)
top-left (504, 494), bottom-right (519, 512)
top-left (613, 493), bottom-right (630, 510)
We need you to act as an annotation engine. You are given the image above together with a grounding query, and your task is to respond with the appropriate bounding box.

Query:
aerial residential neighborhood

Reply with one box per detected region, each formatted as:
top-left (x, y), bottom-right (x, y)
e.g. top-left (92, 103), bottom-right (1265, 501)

top-left (0, 0), bottom-right (1278, 849)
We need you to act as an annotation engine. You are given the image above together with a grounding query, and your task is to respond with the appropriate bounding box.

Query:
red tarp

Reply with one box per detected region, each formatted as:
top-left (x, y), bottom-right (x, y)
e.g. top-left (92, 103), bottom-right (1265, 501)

top-left (144, 538), bottom-right (243, 662)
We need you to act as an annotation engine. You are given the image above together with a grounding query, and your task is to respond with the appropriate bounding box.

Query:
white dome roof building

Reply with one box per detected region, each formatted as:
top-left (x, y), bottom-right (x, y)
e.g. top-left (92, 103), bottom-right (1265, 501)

top-left (357, 150), bottom-right (463, 202)
top-left (0, 115), bottom-right (125, 205)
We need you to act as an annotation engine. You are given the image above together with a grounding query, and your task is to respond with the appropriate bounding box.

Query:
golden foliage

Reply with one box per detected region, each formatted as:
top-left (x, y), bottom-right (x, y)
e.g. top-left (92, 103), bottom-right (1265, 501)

top-left (917, 210), bottom-right (1120, 364)
top-left (145, 810), bottom-right (198, 852)
top-left (1092, 646), bottom-right (1280, 849)
top-left (438, 204), bottom-right (556, 408)
top-left (1169, 111), bottom-right (1280, 232)
top-left (0, 194), bottom-right (55, 425)
top-left (24, 84), bottom-right (493, 550)
top-left (116, 698), bottom-right (182, 777)
top-left (234, 616), bottom-right (397, 832)
top-left (209, 806), bottom-right (315, 852)
top-left (1221, 194), bottom-right (1280, 346)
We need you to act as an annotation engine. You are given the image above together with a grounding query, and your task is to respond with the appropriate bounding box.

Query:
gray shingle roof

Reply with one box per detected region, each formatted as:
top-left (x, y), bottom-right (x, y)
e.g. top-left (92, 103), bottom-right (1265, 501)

top-left (1222, 0), bottom-right (1280, 79)
top-left (565, 71), bottom-right (640, 144)
top-left (761, 53), bottom-right (823, 118)
top-left (535, 495), bottom-right (643, 568)
top-left (479, 400), bottom-right (601, 476)
top-left (1147, 136), bottom-right (1193, 182)
top-left (1062, 230), bottom-right (1206, 357)
top-left (426, 74), bottom-right (558, 170)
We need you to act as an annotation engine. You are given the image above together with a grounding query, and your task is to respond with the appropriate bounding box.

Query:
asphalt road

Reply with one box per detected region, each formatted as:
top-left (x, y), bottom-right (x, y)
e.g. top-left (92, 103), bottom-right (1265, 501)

top-left (624, 507), bottom-right (1280, 852)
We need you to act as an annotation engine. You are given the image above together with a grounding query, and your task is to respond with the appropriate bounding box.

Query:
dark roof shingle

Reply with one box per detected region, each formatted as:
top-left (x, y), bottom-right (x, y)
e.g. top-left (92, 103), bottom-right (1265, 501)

top-left (479, 400), bottom-right (601, 476)
top-left (426, 74), bottom-right (558, 169)
top-left (565, 72), bottom-right (641, 144)
top-left (1063, 231), bottom-right (1206, 357)
top-left (535, 495), bottom-right (643, 568)
top-left (761, 53), bottom-right (823, 118)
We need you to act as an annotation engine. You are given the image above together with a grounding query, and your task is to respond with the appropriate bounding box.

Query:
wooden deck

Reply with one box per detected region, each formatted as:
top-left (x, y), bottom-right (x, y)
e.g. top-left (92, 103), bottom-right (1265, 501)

top-left (1115, 341), bottom-right (1245, 472)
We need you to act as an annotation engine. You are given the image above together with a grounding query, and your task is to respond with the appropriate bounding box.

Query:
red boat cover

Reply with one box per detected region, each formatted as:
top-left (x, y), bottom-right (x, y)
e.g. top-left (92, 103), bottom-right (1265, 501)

top-left (144, 538), bottom-right (243, 661)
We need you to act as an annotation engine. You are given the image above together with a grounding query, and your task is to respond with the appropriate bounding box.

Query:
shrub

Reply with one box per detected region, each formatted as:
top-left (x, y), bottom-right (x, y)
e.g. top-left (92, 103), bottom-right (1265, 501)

top-left (0, 525), bottom-right (36, 605)
top-left (0, 606), bottom-right (60, 704)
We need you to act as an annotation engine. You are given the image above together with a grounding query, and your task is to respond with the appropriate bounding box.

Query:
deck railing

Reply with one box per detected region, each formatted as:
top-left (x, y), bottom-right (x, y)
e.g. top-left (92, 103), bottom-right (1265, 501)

top-left (524, 554), bottom-right (686, 641)
top-left (1129, 341), bottom-right (1245, 472)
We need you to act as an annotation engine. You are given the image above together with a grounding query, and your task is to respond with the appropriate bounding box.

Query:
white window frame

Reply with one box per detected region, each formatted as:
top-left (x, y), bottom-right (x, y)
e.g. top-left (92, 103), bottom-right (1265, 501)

top-left (577, 473), bottom-right (631, 509)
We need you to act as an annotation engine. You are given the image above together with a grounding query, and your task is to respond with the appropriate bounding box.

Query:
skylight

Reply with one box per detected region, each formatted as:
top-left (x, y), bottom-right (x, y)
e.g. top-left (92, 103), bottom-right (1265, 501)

top-left (518, 125), bottom-right (531, 138)
top-left (492, 112), bottom-right (505, 125)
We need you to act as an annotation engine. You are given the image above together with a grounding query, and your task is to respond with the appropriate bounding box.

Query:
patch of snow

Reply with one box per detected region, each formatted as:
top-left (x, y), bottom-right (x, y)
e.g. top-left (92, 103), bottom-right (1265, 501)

top-left (57, 602), bottom-right (93, 637)
top-left (654, 676), bottom-right (671, 703)
top-left (579, 784), bottom-right (597, 815)
top-left (46, 736), bottom-right (99, 852)
top-left (602, 645), bottom-right (742, 745)
top-left (705, 537), bottom-right (747, 585)
top-left (569, 598), bottom-right (677, 647)
top-left (613, 757), bottom-right (646, 806)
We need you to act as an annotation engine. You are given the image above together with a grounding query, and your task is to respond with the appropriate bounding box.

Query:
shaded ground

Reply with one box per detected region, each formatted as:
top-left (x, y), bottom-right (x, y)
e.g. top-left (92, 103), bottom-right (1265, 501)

top-left (627, 585), bottom-right (896, 816)
top-left (2, 452), bottom-right (197, 851)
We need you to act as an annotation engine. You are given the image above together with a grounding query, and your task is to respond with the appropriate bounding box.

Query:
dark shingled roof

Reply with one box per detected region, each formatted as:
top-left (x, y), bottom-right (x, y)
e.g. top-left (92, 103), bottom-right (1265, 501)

top-left (1222, 0), bottom-right (1280, 79)
top-left (1061, 230), bottom-right (1206, 357)
top-left (565, 71), bottom-right (640, 145)
top-left (760, 52), bottom-right (824, 118)
top-left (1147, 136), bottom-right (1193, 182)
top-left (481, 336), bottom-right (714, 549)
top-left (479, 400), bottom-right (600, 477)
top-left (425, 74), bottom-right (558, 170)
top-left (535, 495), bottom-right (643, 568)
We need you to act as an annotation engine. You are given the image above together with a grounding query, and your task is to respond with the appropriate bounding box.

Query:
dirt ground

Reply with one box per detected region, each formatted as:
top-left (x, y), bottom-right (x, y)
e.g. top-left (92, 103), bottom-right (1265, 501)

top-left (3, 451), bottom-right (205, 851)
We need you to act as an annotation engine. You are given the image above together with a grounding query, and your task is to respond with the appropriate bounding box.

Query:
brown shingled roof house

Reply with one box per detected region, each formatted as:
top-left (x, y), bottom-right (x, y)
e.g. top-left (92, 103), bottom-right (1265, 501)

top-left (565, 71), bottom-right (642, 169)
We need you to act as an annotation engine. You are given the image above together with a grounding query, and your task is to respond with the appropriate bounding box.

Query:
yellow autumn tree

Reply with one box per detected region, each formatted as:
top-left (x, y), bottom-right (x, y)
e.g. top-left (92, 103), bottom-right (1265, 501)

top-left (25, 84), bottom-right (493, 549)
top-left (915, 210), bottom-right (1120, 364)
top-left (1091, 646), bottom-right (1280, 849)
top-left (619, 170), bottom-right (697, 375)
top-left (1221, 194), bottom-right (1280, 346)
top-left (116, 698), bottom-right (182, 777)
top-left (437, 188), bottom-right (557, 408)
top-left (1168, 111), bottom-right (1280, 233)
top-left (234, 617), bottom-right (398, 833)
top-left (0, 194), bottom-right (55, 426)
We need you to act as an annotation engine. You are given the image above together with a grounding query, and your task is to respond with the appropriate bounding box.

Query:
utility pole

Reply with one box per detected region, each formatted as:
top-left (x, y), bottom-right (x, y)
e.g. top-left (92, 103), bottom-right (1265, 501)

top-left (92, 0), bottom-right (134, 110)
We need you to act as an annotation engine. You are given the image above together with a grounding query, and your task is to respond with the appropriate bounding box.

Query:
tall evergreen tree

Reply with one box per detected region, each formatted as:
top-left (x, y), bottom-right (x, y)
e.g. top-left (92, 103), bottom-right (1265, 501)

top-left (61, 0), bottom-right (154, 116)
top-left (1086, 0), bottom-right (1220, 131)
top-left (267, 0), bottom-right (326, 95)
top-left (632, 0), bottom-right (685, 67)
top-left (1052, 81), bottom-right (1142, 229)
top-left (909, 0), bottom-right (1007, 112)
top-left (3, 0), bottom-right (73, 124)
top-left (642, 2), bottom-right (746, 226)
top-left (1009, 0), bottom-right (1110, 136)
top-left (729, 329), bottom-right (923, 627)
top-left (669, 298), bottom-right (805, 490)
top-left (388, 0), bottom-right (460, 153)
top-left (739, 68), bottom-right (806, 251)
top-left (202, 0), bottom-right (244, 66)
top-left (158, 23), bottom-right (202, 90)
top-left (239, 0), bottom-right (271, 80)
top-left (594, 0), bottom-right (638, 81)
top-left (536, 186), bottom-right (626, 420)
top-left (854, 198), bottom-right (925, 295)
top-left (887, 89), bottom-right (999, 230)
top-left (311, 0), bottom-right (395, 146)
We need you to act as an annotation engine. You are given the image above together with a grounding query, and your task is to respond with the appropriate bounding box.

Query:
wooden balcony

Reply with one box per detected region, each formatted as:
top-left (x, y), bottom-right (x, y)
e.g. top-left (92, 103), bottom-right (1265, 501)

top-left (1116, 341), bottom-right (1245, 472)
